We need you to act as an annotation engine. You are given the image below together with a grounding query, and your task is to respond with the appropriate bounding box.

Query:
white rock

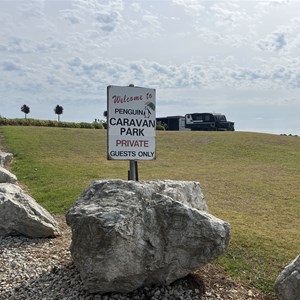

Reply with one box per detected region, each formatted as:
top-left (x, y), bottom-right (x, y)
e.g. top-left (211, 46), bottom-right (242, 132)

top-left (66, 179), bottom-right (230, 294)
top-left (0, 183), bottom-right (60, 238)
top-left (0, 151), bottom-right (13, 167)
top-left (0, 166), bottom-right (17, 183)
top-left (275, 254), bottom-right (300, 300)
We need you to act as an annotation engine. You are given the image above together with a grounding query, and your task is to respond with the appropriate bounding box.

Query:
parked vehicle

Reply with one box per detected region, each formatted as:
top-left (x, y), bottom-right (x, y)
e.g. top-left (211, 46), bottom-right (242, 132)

top-left (156, 116), bottom-right (189, 131)
top-left (185, 113), bottom-right (235, 131)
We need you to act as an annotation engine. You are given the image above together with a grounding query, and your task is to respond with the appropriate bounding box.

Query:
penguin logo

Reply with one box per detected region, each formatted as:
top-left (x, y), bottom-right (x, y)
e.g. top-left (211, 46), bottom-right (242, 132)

top-left (144, 101), bottom-right (155, 118)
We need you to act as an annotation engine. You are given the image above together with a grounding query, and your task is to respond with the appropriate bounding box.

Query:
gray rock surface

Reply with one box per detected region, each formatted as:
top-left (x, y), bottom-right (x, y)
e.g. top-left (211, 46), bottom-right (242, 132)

top-left (0, 166), bottom-right (17, 183)
top-left (275, 254), bottom-right (300, 300)
top-left (0, 151), bottom-right (13, 167)
top-left (0, 183), bottom-right (60, 238)
top-left (66, 179), bottom-right (230, 294)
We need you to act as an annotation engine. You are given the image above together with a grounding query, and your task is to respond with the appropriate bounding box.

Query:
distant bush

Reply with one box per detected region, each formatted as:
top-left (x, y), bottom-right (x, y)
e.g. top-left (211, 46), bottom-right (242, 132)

top-left (47, 120), bottom-right (57, 127)
top-left (92, 119), bottom-right (106, 129)
top-left (0, 117), bottom-right (7, 126)
top-left (156, 122), bottom-right (166, 130)
top-left (79, 122), bottom-right (93, 129)
top-left (0, 118), bottom-right (105, 129)
top-left (92, 122), bottom-right (103, 129)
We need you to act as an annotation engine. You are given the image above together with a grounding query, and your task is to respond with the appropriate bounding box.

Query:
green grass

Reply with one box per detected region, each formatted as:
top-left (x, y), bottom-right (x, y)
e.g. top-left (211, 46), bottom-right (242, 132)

top-left (0, 126), bottom-right (299, 297)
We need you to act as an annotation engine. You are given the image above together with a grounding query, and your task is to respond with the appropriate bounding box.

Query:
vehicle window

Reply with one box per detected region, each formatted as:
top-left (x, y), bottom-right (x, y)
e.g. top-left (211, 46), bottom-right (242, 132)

top-left (204, 115), bottom-right (210, 122)
top-left (214, 115), bottom-right (226, 121)
top-left (192, 114), bottom-right (203, 121)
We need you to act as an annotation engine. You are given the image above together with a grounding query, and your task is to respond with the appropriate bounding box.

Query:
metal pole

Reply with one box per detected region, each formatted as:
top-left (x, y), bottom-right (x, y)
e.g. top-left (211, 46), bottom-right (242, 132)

top-left (135, 161), bottom-right (139, 181)
top-left (128, 160), bottom-right (139, 181)
top-left (127, 83), bottom-right (140, 181)
top-left (129, 160), bottom-right (135, 180)
top-left (128, 83), bottom-right (138, 181)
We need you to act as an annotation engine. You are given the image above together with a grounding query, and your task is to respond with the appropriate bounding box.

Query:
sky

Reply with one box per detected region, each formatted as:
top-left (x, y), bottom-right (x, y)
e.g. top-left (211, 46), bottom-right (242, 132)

top-left (1, 0), bottom-right (300, 135)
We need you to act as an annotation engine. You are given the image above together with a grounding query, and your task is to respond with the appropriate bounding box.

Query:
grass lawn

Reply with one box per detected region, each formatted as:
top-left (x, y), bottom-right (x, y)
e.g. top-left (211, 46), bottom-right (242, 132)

top-left (0, 126), bottom-right (299, 296)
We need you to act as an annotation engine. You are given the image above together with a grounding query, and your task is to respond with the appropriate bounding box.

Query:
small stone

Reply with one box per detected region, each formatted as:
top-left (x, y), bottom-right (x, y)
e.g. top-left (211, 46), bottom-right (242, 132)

top-left (10, 261), bottom-right (17, 268)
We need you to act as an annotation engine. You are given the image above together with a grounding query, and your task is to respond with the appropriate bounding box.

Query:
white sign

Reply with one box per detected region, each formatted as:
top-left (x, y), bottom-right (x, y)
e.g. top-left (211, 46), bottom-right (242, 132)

top-left (107, 85), bottom-right (156, 160)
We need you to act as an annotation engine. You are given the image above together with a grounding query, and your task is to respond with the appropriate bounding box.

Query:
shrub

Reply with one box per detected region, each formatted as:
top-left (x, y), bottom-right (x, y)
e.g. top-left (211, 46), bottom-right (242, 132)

top-left (79, 122), bottom-right (93, 129)
top-left (0, 117), bottom-right (7, 126)
top-left (0, 118), bottom-right (106, 129)
top-left (156, 122), bottom-right (166, 130)
top-left (47, 120), bottom-right (57, 127)
top-left (93, 123), bottom-right (103, 129)
top-left (58, 122), bottom-right (71, 128)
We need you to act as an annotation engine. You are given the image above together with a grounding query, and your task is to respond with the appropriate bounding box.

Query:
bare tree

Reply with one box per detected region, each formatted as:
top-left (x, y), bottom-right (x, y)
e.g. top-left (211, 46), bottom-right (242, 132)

top-left (54, 105), bottom-right (63, 121)
top-left (21, 104), bottom-right (30, 119)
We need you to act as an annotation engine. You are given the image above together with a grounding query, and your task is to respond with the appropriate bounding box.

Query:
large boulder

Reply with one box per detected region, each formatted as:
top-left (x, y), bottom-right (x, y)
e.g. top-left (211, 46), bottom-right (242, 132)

top-left (0, 166), bottom-right (17, 183)
top-left (0, 151), bottom-right (13, 167)
top-left (275, 255), bottom-right (300, 300)
top-left (0, 183), bottom-right (60, 238)
top-left (66, 179), bottom-right (230, 294)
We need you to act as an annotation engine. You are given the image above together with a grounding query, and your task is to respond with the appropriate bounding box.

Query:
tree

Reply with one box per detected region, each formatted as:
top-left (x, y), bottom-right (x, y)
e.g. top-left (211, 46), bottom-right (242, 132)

top-left (54, 105), bottom-right (63, 121)
top-left (102, 111), bottom-right (108, 129)
top-left (21, 104), bottom-right (30, 119)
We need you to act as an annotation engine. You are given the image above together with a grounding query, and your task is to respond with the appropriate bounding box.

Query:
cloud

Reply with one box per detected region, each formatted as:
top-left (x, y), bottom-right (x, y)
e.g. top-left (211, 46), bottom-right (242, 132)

top-left (18, 0), bottom-right (46, 19)
top-left (0, 36), bottom-right (65, 54)
top-left (3, 53), bottom-right (300, 101)
top-left (0, 0), bottom-right (300, 134)
top-left (61, 0), bottom-right (124, 34)
top-left (210, 2), bottom-right (249, 28)
top-left (130, 3), bottom-right (142, 13)
top-left (94, 10), bottom-right (122, 33)
top-left (1, 60), bottom-right (22, 72)
top-left (256, 31), bottom-right (287, 52)
top-left (142, 14), bottom-right (160, 28)
top-left (68, 57), bottom-right (82, 68)
top-left (0, 57), bottom-right (33, 77)
top-left (172, 1), bottom-right (252, 47)
top-left (59, 9), bottom-right (82, 25)
top-left (48, 56), bottom-right (300, 91)
top-left (256, 0), bottom-right (290, 11)
top-left (172, 0), bottom-right (205, 17)
top-left (194, 27), bottom-right (249, 47)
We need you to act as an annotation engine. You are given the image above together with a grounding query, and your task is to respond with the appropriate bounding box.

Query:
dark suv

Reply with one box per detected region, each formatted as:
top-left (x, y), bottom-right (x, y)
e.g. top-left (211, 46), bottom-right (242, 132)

top-left (185, 113), bottom-right (235, 131)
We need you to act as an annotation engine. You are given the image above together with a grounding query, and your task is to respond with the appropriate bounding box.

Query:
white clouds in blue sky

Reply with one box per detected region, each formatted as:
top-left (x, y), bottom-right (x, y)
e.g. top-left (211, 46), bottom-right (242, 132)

top-left (0, 0), bottom-right (300, 134)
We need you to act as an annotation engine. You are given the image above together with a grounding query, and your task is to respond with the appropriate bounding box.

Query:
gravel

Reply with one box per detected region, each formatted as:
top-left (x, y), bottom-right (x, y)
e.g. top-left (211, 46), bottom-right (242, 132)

top-left (0, 216), bottom-right (266, 300)
top-left (0, 216), bottom-right (206, 300)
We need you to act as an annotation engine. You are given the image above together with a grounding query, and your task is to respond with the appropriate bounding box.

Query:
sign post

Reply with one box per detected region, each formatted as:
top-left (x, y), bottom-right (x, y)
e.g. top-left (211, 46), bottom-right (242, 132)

top-left (107, 85), bottom-right (156, 180)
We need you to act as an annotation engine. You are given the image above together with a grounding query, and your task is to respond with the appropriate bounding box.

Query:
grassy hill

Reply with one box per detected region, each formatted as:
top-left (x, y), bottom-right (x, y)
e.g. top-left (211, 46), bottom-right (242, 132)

top-left (0, 126), bottom-right (299, 296)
